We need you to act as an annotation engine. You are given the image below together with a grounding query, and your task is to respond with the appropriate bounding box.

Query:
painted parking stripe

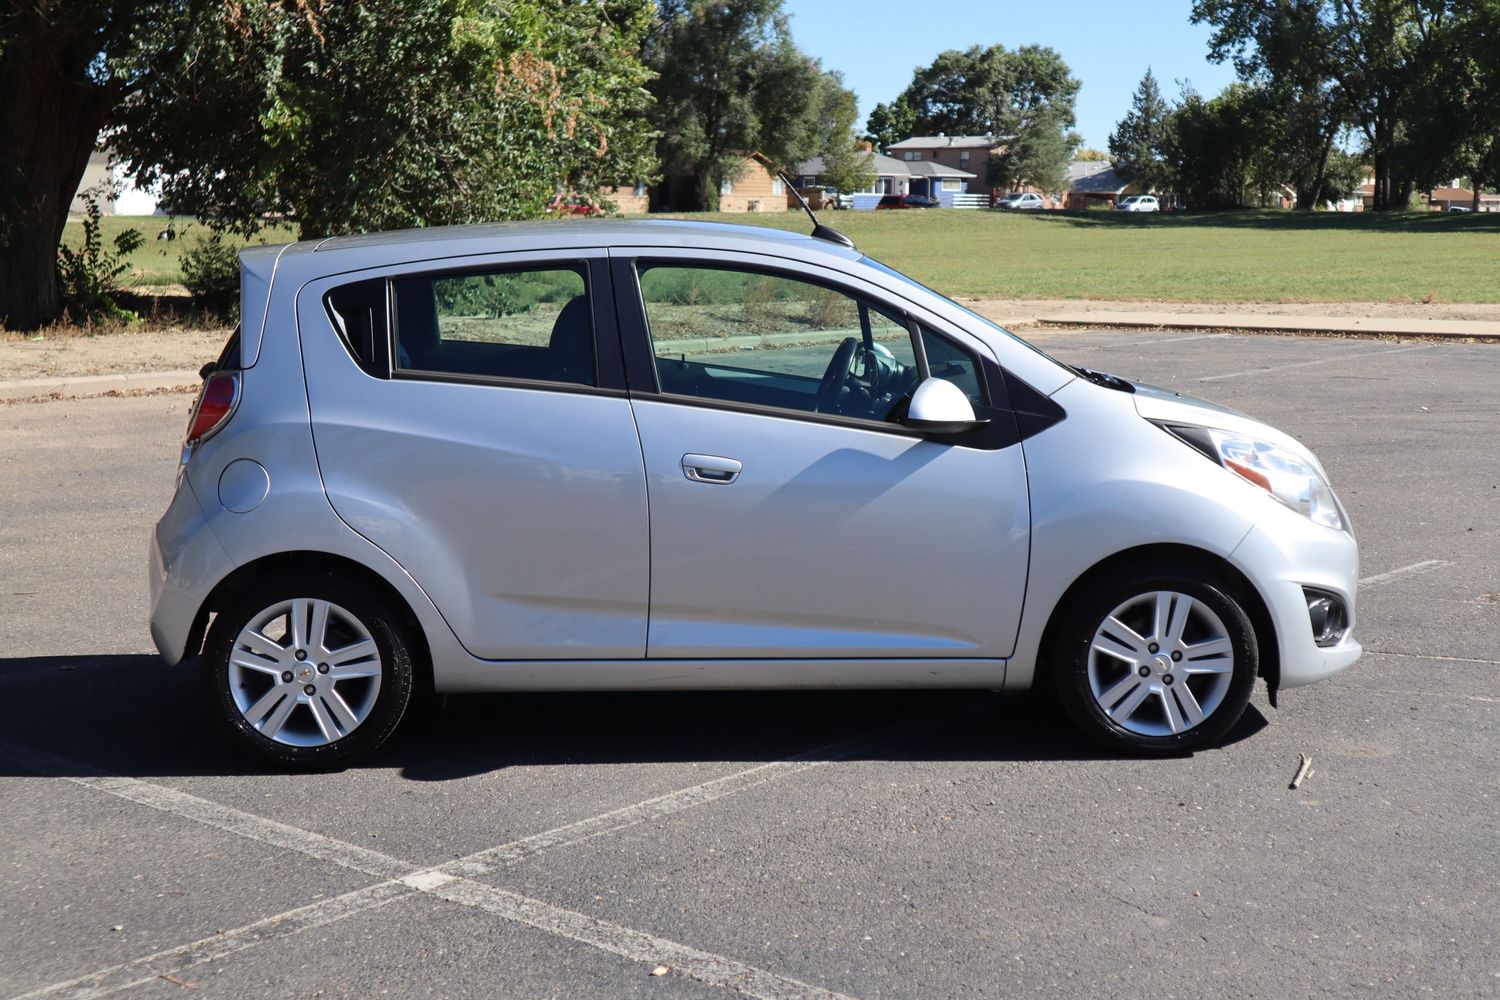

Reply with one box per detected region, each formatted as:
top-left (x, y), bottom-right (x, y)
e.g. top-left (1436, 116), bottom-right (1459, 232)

top-left (413, 874), bottom-right (857, 1000)
top-left (5, 719), bottom-right (938, 999)
top-left (1197, 343), bottom-right (1434, 382)
top-left (1359, 559), bottom-right (1454, 587)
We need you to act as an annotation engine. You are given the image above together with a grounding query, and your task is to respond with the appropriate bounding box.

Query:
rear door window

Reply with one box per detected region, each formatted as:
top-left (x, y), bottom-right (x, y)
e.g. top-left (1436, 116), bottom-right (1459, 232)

top-left (390, 265), bottom-right (594, 387)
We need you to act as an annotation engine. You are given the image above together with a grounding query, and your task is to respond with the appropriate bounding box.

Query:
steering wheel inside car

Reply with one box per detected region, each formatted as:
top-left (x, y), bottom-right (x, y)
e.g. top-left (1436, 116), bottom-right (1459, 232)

top-left (814, 337), bottom-right (860, 413)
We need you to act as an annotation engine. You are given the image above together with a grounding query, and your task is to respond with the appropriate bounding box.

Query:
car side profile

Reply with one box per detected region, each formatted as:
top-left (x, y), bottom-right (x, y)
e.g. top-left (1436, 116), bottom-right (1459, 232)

top-left (1116, 194), bottom-right (1160, 212)
top-left (996, 192), bottom-right (1044, 210)
top-left (150, 220), bottom-right (1360, 769)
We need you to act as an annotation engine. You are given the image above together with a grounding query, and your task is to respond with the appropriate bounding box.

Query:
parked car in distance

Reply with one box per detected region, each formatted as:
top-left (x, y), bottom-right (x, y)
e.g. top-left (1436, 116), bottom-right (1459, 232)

top-left (1445, 205), bottom-right (1472, 213)
top-left (996, 192), bottom-right (1045, 210)
top-left (153, 219), bottom-right (1362, 769)
top-left (876, 193), bottom-right (938, 209)
top-left (545, 194), bottom-right (601, 216)
top-left (1116, 194), bottom-right (1160, 213)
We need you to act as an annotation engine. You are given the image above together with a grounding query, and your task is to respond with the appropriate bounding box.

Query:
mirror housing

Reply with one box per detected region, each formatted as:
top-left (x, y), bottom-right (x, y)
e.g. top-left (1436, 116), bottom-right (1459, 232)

top-left (904, 377), bottom-right (987, 434)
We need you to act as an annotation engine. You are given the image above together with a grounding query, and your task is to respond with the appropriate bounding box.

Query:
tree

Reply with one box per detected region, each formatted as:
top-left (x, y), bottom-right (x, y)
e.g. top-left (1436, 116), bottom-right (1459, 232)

top-left (988, 111), bottom-right (1080, 194)
top-left (1192, 0), bottom-right (1457, 210)
top-left (115, 1), bottom-right (657, 241)
top-left (897, 44), bottom-right (1080, 143)
top-left (0, 1), bottom-right (659, 330)
top-left (864, 96), bottom-right (916, 152)
top-left (817, 72), bottom-right (877, 194)
top-left (646, 0), bottom-right (824, 211)
top-left (1109, 69), bottom-right (1174, 194)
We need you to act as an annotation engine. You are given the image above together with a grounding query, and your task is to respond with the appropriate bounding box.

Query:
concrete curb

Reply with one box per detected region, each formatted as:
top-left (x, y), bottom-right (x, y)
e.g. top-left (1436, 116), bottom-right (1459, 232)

top-left (0, 369), bottom-right (200, 402)
top-left (1033, 310), bottom-right (1500, 339)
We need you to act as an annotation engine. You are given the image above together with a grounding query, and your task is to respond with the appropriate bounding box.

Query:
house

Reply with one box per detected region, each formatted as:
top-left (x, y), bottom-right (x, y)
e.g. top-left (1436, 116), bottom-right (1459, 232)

top-left (653, 152), bottom-right (787, 213)
top-left (793, 151), bottom-right (975, 207)
top-left (1063, 160), bottom-right (1134, 209)
top-left (1424, 185), bottom-right (1500, 212)
top-left (885, 135), bottom-right (1008, 202)
top-left (600, 183), bottom-right (650, 215)
top-left (69, 149), bottom-right (161, 216)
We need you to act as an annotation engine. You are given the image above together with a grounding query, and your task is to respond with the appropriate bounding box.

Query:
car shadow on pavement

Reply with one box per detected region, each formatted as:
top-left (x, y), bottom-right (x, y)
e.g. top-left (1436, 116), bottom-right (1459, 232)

top-left (0, 654), bottom-right (1267, 780)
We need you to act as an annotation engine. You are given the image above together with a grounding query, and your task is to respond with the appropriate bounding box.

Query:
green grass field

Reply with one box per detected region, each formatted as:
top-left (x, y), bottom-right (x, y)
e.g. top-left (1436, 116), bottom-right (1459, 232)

top-left (69, 209), bottom-right (1500, 303)
top-left (60, 216), bottom-right (298, 288)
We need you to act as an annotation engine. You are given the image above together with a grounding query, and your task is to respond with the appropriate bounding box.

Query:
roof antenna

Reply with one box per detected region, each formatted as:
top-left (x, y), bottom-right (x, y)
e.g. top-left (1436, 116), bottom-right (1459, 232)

top-left (779, 169), bottom-right (856, 250)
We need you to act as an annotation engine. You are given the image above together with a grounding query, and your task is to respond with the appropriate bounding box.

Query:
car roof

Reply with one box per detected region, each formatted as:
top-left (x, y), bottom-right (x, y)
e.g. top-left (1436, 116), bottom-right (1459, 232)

top-left (309, 219), bottom-right (841, 256)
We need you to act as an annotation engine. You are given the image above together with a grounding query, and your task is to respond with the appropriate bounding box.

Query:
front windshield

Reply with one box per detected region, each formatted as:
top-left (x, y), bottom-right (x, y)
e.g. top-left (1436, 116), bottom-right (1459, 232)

top-left (859, 256), bottom-right (1077, 376)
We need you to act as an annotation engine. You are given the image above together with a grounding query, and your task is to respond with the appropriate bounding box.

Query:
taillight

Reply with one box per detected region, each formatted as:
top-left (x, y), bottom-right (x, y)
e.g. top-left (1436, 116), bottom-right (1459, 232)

top-left (185, 371), bottom-right (240, 447)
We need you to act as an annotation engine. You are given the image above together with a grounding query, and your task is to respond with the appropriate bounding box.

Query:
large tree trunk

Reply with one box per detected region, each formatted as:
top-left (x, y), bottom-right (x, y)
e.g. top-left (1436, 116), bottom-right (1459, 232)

top-left (0, 52), bottom-right (113, 330)
top-left (1298, 129), bottom-right (1337, 211)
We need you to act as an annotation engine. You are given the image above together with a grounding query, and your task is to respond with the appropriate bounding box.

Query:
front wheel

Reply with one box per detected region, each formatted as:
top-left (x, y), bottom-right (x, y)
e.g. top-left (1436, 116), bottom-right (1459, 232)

top-left (1050, 568), bottom-right (1259, 754)
top-left (203, 574), bottom-right (415, 770)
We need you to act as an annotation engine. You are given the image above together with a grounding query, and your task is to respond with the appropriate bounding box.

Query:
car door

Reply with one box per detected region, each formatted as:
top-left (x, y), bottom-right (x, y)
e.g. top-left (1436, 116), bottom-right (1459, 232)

top-left (299, 250), bottom-right (649, 660)
top-left (612, 251), bottom-right (1031, 659)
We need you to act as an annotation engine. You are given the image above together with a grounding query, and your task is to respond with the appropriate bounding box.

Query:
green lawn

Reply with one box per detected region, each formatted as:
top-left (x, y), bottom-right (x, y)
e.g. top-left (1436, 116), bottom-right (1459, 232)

top-left (70, 209), bottom-right (1500, 303)
top-left (645, 208), bottom-right (1500, 304)
top-left (60, 215), bottom-right (298, 288)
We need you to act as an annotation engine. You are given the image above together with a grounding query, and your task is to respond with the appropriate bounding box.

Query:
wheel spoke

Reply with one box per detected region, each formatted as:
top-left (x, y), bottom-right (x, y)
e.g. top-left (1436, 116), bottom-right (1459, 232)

top-left (1096, 671), bottom-right (1146, 712)
top-left (306, 600), bottom-right (332, 656)
top-left (237, 628), bottom-right (288, 663)
top-left (289, 599), bottom-right (312, 653)
top-left (230, 649), bottom-right (285, 678)
top-left (1162, 594), bottom-right (1193, 645)
top-left (323, 688), bottom-right (361, 733)
top-left (1093, 617), bottom-right (1146, 664)
top-left (1183, 636), bottom-right (1234, 673)
top-left (1172, 682), bottom-right (1206, 728)
top-left (327, 639), bottom-right (377, 670)
top-left (1159, 687), bottom-right (1186, 733)
top-left (242, 685), bottom-right (288, 726)
top-left (307, 696), bottom-right (340, 743)
top-left (1110, 679), bottom-right (1153, 722)
top-left (259, 691), bottom-right (298, 738)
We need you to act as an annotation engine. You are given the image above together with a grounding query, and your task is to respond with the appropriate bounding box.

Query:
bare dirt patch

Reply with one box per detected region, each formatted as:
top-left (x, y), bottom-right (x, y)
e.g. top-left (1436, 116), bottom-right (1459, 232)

top-left (966, 296), bottom-right (1500, 330)
top-left (0, 325), bottom-right (229, 381)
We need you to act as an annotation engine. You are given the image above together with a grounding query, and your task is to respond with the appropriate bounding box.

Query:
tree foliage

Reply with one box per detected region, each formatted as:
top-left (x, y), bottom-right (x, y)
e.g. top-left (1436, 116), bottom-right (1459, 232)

top-left (1109, 69), bottom-right (1174, 194)
top-left (646, 0), bottom-right (824, 210)
top-left (115, 0), bottom-right (658, 240)
top-left (0, 0), bottom-right (658, 328)
top-left (816, 72), bottom-right (877, 194)
top-left (864, 96), bottom-right (916, 152)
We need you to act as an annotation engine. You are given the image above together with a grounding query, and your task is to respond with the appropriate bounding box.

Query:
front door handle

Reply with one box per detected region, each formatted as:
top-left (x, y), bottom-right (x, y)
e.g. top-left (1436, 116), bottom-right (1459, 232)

top-left (681, 453), bottom-right (742, 485)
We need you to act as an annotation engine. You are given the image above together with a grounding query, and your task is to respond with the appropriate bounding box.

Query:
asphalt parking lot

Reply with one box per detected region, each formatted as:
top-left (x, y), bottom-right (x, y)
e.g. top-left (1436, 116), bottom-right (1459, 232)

top-left (2, 329), bottom-right (1497, 999)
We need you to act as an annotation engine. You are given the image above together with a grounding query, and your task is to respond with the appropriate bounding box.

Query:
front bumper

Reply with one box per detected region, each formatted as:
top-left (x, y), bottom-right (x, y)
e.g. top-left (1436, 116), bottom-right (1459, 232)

top-left (1230, 520), bottom-right (1362, 689)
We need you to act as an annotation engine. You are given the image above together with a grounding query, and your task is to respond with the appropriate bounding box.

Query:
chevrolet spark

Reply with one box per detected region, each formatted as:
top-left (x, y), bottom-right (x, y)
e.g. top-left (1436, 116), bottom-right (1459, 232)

top-left (150, 220), bottom-right (1360, 769)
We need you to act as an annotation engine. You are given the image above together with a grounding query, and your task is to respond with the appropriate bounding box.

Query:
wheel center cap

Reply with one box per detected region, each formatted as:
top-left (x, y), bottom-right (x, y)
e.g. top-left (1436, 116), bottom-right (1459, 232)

top-left (297, 665), bottom-right (315, 683)
top-left (1152, 654), bottom-right (1173, 674)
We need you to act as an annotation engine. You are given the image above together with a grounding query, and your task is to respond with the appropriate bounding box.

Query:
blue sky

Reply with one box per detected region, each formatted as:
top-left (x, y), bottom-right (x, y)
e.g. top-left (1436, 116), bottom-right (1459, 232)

top-left (782, 0), bottom-right (1239, 150)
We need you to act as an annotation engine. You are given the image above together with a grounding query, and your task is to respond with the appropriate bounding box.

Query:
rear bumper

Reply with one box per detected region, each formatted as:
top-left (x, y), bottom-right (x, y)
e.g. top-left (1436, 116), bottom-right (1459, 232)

top-left (1230, 519), bottom-right (1361, 690)
top-left (149, 479), bottom-right (235, 665)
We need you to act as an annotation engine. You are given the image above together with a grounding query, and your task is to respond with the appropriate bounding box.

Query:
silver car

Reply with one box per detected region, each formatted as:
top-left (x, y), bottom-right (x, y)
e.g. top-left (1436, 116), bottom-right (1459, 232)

top-left (150, 220), bottom-right (1360, 769)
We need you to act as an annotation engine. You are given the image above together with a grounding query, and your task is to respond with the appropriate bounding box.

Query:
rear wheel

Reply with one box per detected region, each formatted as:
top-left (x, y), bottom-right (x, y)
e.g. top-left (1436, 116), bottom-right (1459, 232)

top-left (204, 574), bottom-right (415, 770)
top-left (1050, 567), bottom-right (1258, 754)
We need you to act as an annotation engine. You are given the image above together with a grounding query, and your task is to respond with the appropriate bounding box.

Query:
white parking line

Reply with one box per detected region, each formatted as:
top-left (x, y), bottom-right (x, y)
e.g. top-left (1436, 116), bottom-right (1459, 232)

top-left (5, 720), bottom-right (929, 999)
top-left (1197, 343), bottom-right (1435, 382)
top-left (1359, 559), bottom-right (1454, 588)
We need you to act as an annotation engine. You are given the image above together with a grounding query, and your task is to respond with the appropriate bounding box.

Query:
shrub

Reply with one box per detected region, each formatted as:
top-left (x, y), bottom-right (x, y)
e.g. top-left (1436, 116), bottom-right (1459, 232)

top-left (56, 194), bottom-right (144, 325)
top-left (180, 230), bottom-right (243, 317)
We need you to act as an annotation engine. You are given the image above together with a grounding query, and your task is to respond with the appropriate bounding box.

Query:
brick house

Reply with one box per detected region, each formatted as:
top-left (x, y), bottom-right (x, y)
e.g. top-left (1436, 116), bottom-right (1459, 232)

top-left (885, 135), bottom-right (1008, 202)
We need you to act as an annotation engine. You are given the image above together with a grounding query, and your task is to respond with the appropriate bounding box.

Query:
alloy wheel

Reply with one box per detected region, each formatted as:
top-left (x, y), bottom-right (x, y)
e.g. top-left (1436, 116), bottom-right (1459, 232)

top-left (1087, 590), bottom-right (1235, 737)
top-left (226, 598), bottom-right (383, 747)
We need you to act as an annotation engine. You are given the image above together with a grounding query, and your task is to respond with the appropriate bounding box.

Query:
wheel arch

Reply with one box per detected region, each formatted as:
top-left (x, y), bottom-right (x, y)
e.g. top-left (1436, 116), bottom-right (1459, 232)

top-left (185, 550), bottom-right (434, 695)
top-left (1034, 542), bottom-right (1280, 703)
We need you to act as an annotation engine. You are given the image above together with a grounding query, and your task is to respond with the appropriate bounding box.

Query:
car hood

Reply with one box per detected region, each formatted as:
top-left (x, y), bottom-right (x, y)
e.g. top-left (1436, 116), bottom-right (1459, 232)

top-left (1127, 379), bottom-right (1331, 479)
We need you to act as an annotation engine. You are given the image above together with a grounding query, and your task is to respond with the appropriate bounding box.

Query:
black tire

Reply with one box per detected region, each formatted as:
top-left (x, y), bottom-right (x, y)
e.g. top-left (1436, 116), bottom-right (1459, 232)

top-left (203, 571), bottom-right (416, 770)
top-left (1049, 565), bottom-right (1258, 755)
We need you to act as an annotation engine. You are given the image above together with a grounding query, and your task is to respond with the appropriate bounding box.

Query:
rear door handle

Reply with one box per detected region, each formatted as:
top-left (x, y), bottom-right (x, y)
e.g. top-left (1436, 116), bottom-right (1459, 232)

top-left (681, 453), bottom-right (742, 485)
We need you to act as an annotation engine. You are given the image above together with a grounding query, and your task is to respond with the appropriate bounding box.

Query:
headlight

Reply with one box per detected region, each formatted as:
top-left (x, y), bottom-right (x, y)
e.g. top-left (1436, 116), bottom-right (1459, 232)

top-left (1159, 424), bottom-right (1345, 531)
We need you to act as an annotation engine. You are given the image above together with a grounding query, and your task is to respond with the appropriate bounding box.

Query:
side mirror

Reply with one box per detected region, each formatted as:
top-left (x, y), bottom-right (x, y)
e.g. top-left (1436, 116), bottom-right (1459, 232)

top-left (904, 377), bottom-right (987, 435)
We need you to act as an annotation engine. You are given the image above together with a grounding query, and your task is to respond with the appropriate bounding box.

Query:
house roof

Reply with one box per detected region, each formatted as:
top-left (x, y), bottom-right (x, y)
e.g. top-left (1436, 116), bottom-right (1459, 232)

top-left (1427, 186), bottom-right (1499, 202)
top-left (1068, 164), bottom-right (1130, 194)
top-left (887, 135), bottom-right (1006, 150)
top-left (795, 152), bottom-right (974, 181)
top-left (1065, 160), bottom-right (1114, 184)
